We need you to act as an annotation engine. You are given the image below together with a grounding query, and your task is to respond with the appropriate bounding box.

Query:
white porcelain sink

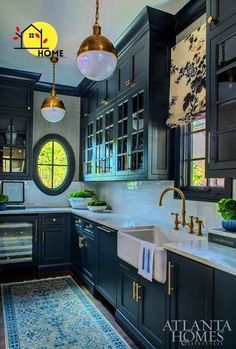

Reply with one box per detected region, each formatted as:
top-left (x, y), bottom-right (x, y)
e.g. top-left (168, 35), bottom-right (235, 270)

top-left (117, 227), bottom-right (191, 284)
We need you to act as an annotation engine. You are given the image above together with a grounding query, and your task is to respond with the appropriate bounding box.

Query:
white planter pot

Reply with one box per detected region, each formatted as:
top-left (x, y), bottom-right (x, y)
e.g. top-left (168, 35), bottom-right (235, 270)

top-left (87, 205), bottom-right (107, 212)
top-left (69, 198), bottom-right (91, 209)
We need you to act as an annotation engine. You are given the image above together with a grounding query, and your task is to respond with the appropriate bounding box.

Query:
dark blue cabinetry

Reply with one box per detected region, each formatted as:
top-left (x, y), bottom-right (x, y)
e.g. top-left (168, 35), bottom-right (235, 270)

top-left (71, 216), bottom-right (97, 292)
top-left (214, 269), bottom-right (236, 348)
top-left (39, 214), bottom-right (70, 270)
top-left (117, 260), bottom-right (168, 349)
top-left (96, 225), bottom-right (118, 306)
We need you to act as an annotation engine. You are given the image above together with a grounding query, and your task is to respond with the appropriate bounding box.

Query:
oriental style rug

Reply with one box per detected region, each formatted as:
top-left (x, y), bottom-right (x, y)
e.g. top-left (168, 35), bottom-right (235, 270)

top-left (1, 276), bottom-right (130, 349)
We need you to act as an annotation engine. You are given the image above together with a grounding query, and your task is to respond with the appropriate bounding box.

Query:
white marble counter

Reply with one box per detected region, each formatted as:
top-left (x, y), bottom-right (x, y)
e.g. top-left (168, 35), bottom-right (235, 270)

top-left (1, 207), bottom-right (236, 276)
top-left (164, 239), bottom-right (236, 277)
top-left (0, 207), bottom-right (153, 230)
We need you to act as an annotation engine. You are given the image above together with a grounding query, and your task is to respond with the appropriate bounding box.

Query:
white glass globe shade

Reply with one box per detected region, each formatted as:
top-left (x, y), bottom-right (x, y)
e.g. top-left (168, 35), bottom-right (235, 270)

top-left (41, 107), bottom-right (65, 123)
top-left (77, 50), bottom-right (117, 81)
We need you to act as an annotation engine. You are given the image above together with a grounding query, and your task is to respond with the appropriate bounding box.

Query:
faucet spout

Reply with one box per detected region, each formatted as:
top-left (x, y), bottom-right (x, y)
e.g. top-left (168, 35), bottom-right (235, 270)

top-left (158, 187), bottom-right (186, 226)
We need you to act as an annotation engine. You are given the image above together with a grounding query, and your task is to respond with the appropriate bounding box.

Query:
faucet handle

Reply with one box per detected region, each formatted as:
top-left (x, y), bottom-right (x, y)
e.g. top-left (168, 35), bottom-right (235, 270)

top-left (195, 217), bottom-right (204, 237)
top-left (171, 212), bottom-right (180, 230)
top-left (187, 215), bottom-right (195, 235)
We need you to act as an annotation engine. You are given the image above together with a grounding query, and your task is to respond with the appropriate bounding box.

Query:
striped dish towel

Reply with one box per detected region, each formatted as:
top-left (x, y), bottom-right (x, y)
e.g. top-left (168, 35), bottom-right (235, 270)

top-left (138, 242), bottom-right (155, 281)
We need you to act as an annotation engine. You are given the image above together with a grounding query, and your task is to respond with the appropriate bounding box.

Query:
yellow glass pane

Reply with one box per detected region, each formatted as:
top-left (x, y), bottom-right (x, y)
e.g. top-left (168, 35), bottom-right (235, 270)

top-left (38, 141), bottom-right (53, 165)
top-left (53, 165), bottom-right (67, 189)
top-left (38, 165), bottom-right (52, 188)
top-left (53, 141), bottom-right (68, 165)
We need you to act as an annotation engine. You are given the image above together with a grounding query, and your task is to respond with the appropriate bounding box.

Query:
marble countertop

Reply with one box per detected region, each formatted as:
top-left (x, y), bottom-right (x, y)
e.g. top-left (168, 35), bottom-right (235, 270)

top-left (164, 239), bottom-right (236, 277)
top-left (0, 207), bottom-right (153, 230)
top-left (1, 207), bottom-right (236, 276)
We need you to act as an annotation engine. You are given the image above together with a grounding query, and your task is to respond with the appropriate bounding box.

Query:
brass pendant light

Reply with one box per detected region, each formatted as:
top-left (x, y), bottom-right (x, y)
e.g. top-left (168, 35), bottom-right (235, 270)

top-left (77, 0), bottom-right (117, 81)
top-left (41, 57), bottom-right (66, 123)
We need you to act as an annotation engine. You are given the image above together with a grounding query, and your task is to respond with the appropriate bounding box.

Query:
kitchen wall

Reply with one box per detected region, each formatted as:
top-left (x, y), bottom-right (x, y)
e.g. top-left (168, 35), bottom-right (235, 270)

top-left (95, 181), bottom-right (222, 232)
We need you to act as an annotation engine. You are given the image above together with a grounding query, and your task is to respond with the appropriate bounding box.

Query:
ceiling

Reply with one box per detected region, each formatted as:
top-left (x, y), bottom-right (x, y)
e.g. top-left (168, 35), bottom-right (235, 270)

top-left (0, 0), bottom-right (190, 87)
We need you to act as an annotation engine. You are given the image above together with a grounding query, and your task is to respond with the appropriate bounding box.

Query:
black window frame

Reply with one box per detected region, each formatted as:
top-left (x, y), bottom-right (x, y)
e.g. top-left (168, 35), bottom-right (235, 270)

top-left (33, 134), bottom-right (75, 196)
top-left (174, 126), bottom-right (232, 202)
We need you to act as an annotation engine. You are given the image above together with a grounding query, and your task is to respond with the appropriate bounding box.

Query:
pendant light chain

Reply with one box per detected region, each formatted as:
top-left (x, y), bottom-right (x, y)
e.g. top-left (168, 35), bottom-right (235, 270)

top-left (95, 0), bottom-right (99, 24)
top-left (52, 61), bottom-right (56, 90)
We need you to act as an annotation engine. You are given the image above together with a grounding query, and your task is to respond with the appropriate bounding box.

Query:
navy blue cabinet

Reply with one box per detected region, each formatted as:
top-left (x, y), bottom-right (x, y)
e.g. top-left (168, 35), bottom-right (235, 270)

top-left (206, 1), bottom-right (236, 177)
top-left (117, 260), bottom-right (168, 349)
top-left (79, 7), bottom-right (174, 182)
top-left (169, 253), bottom-right (213, 349)
top-left (39, 214), bottom-right (70, 269)
top-left (214, 269), bottom-right (236, 348)
top-left (96, 225), bottom-right (118, 306)
top-left (71, 216), bottom-right (97, 289)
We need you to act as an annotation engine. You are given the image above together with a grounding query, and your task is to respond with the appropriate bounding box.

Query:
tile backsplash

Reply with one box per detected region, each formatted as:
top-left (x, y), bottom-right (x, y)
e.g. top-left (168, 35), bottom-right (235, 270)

top-left (95, 181), bottom-right (222, 232)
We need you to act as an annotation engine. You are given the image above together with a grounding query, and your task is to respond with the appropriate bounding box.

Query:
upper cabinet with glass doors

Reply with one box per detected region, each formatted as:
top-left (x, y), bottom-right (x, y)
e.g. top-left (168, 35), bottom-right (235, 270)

top-left (79, 7), bottom-right (175, 181)
top-left (206, 1), bottom-right (236, 177)
top-left (0, 69), bottom-right (39, 179)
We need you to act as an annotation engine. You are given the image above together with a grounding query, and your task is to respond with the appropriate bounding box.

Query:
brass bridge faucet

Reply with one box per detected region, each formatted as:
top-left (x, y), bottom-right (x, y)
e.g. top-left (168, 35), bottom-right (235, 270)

top-left (158, 187), bottom-right (204, 236)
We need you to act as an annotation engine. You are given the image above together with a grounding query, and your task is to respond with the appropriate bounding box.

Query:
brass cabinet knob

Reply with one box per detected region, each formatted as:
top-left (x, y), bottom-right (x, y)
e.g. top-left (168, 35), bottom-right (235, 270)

top-left (27, 106), bottom-right (31, 111)
top-left (125, 80), bottom-right (134, 87)
top-left (208, 16), bottom-right (216, 24)
top-left (101, 99), bottom-right (108, 106)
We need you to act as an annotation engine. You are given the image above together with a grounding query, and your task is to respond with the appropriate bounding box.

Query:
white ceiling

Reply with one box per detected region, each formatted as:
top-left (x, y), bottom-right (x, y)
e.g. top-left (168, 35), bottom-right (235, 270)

top-left (0, 0), bottom-right (190, 86)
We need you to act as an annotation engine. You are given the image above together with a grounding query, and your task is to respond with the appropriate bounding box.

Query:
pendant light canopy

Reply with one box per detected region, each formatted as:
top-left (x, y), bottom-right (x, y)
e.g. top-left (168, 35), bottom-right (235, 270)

top-left (41, 57), bottom-right (66, 123)
top-left (77, 0), bottom-right (117, 81)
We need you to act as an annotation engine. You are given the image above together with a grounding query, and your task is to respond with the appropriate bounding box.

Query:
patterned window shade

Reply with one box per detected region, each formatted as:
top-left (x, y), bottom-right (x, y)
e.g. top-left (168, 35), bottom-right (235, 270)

top-left (167, 23), bottom-right (206, 128)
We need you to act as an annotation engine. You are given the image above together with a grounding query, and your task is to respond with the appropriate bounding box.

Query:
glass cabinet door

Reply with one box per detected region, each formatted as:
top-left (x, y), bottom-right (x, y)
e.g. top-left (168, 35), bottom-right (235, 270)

top-left (95, 115), bottom-right (104, 174)
top-left (81, 121), bottom-right (94, 177)
top-left (104, 108), bottom-right (114, 175)
top-left (208, 24), bottom-right (236, 172)
top-left (131, 90), bottom-right (144, 171)
top-left (117, 99), bottom-right (129, 174)
top-left (0, 117), bottom-right (28, 175)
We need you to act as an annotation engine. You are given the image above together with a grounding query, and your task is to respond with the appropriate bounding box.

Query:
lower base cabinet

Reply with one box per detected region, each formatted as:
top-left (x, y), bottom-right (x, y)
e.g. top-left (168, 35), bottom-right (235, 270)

top-left (71, 216), bottom-right (97, 288)
top-left (96, 225), bottom-right (118, 306)
top-left (39, 214), bottom-right (70, 268)
top-left (214, 270), bottom-right (236, 349)
top-left (117, 260), bottom-right (168, 349)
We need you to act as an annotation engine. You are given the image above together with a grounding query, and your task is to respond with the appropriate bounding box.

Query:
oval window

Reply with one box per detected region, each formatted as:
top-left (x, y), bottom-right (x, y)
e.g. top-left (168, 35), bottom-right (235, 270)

top-left (33, 134), bottom-right (75, 195)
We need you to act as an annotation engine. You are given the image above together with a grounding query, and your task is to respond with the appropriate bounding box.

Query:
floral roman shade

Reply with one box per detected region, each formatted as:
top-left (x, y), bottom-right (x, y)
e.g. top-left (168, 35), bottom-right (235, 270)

top-left (167, 23), bottom-right (206, 128)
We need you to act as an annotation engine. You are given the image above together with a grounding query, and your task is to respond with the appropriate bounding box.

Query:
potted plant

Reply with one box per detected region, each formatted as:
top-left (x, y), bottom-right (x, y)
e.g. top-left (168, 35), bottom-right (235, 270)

top-left (0, 193), bottom-right (9, 211)
top-left (87, 199), bottom-right (108, 212)
top-left (217, 198), bottom-right (236, 232)
top-left (68, 189), bottom-right (95, 209)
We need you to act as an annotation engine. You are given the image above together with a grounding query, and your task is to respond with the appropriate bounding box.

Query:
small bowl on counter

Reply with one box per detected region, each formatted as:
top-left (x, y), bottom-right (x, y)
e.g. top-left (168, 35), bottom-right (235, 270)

top-left (87, 199), bottom-right (108, 213)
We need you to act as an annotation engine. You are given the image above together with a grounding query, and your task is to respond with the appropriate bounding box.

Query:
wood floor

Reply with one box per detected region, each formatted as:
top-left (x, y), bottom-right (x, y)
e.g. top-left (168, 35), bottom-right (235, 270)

top-left (0, 269), bottom-right (139, 349)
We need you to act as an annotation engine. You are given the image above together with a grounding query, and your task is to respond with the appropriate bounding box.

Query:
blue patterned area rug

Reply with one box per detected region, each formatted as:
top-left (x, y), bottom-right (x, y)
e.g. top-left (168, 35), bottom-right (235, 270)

top-left (1, 276), bottom-right (131, 349)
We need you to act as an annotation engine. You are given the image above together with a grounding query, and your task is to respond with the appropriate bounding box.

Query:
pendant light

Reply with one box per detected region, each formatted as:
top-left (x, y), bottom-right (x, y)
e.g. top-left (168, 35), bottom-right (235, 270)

top-left (41, 57), bottom-right (66, 123)
top-left (77, 0), bottom-right (117, 81)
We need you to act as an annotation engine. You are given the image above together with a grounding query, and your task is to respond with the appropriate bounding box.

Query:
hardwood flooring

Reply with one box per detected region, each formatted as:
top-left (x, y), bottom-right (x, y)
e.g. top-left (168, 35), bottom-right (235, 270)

top-left (0, 269), bottom-right (139, 349)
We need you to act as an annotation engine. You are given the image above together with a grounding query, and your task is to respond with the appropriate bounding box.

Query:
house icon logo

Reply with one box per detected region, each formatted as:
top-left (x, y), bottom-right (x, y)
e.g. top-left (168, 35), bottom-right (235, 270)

top-left (12, 21), bottom-right (62, 57)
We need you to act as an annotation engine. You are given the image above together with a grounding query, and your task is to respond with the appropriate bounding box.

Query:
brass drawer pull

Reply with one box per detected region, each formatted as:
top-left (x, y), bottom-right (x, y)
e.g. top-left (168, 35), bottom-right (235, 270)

top-left (75, 219), bottom-right (82, 224)
top-left (52, 218), bottom-right (57, 222)
top-left (132, 281), bottom-right (136, 300)
top-left (135, 283), bottom-right (141, 302)
top-left (168, 261), bottom-right (174, 295)
top-left (125, 80), bottom-right (134, 88)
top-left (79, 236), bottom-right (85, 248)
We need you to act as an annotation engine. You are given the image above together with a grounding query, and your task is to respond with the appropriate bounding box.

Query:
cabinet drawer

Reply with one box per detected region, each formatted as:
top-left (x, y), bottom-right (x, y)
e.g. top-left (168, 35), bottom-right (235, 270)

top-left (41, 214), bottom-right (67, 226)
top-left (83, 220), bottom-right (96, 236)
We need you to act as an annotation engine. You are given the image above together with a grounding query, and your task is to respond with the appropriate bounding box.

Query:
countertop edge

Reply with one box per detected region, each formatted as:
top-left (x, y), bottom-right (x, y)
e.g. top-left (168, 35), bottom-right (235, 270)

top-left (164, 244), bottom-right (236, 277)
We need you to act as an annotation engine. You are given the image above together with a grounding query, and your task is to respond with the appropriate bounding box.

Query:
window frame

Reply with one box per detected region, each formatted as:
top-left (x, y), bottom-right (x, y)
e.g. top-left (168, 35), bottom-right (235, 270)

top-left (174, 127), bottom-right (232, 202)
top-left (33, 134), bottom-right (75, 196)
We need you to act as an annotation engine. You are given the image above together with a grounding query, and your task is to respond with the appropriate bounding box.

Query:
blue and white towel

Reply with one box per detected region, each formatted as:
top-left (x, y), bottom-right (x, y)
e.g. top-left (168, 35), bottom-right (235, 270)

top-left (138, 242), bottom-right (156, 281)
